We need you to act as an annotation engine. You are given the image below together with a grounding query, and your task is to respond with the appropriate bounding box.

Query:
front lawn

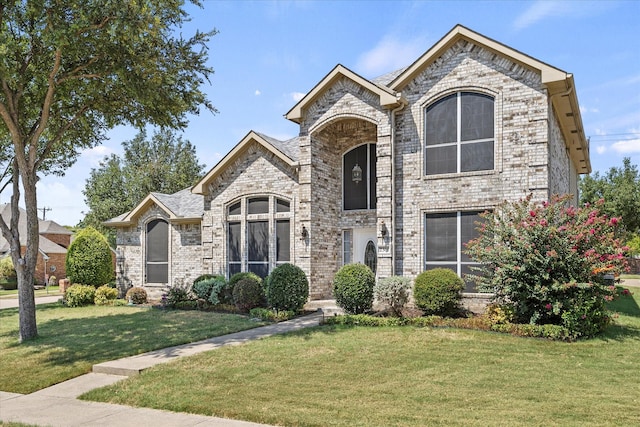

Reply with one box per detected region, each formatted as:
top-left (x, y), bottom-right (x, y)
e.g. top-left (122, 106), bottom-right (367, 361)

top-left (0, 286), bottom-right (62, 298)
top-left (82, 290), bottom-right (640, 426)
top-left (0, 303), bottom-right (266, 394)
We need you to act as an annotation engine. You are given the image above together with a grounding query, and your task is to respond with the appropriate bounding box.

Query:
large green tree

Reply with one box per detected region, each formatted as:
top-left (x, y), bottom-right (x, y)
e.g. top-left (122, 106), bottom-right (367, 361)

top-left (81, 129), bottom-right (205, 245)
top-left (580, 157), bottom-right (640, 236)
top-left (0, 1), bottom-right (215, 341)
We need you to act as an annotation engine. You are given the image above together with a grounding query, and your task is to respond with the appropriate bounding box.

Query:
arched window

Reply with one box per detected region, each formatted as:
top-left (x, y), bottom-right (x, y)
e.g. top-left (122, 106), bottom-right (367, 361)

top-left (226, 196), bottom-right (291, 279)
top-left (343, 143), bottom-right (376, 210)
top-left (425, 92), bottom-right (494, 175)
top-left (146, 219), bottom-right (168, 283)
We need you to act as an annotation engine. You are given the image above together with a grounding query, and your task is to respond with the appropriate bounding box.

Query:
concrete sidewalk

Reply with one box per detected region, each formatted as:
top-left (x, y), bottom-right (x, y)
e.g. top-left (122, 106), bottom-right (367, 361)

top-left (0, 294), bottom-right (62, 309)
top-left (0, 311), bottom-right (326, 426)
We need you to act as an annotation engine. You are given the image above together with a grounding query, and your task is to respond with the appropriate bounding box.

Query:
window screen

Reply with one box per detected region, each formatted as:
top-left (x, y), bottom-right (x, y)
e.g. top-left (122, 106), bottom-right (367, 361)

top-left (146, 219), bottom-right (168, 283)
top-left (276, 220), bottom-right (290, 262)
top-left (228, 222), bottom-right (241, 275)
top-left (228, 201), bottom-right (241, 216)
top-left (248, 221), bottom-right (269, 278)
top-left (425, 92), bottom-right (494, 176)
top-left (276, 199), bottom-right (290, 213)
top-left (248, 197), bottom-right (269, 214)
top-left (343, 144), bottom-right (376, 210)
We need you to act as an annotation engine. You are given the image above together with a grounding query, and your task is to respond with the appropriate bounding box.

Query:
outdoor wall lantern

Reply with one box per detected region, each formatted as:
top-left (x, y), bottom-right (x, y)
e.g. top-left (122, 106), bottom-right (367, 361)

top-left (352, 163), bottom-right (363, 184)
top-left (301, 225), bottom-right (308, 240)
top-left (116, 250), bottom-right (125, 274)
top-left (380, 221), bottom-right (388, 238)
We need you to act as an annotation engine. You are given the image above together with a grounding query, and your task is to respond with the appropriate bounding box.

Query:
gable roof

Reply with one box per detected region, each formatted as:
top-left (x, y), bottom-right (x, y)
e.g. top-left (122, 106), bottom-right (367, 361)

top-left (104, 188), bottom-right (204, 227)
top-left (387, 24), bottom-right (590, 173)
top-left (285, 64), bottom-right (404, 124)
top-left (192, 131), bottom-right (299, 195)
top-left (0, 204), bottom-right (69, 255)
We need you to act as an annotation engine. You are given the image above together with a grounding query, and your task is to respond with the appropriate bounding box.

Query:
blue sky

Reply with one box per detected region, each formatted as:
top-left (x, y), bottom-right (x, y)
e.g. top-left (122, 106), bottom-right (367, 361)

top-left (6, 0), bottom-right (639, 226)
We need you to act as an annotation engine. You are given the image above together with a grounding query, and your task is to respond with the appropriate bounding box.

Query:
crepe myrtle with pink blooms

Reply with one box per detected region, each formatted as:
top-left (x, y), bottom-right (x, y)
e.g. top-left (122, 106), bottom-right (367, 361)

top-left (465, 194), bottom-right (629, 338)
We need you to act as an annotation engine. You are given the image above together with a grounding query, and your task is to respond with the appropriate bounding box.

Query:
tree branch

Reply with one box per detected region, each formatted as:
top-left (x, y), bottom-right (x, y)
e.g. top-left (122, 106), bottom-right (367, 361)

top-left (34, 105), bottom-right (90, 170)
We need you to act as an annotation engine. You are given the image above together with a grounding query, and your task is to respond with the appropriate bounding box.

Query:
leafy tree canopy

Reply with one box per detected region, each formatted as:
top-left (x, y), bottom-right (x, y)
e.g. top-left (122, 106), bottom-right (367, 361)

top-left (579, 157), bottom-right (640, 236)
top-left (80, 129), bottom-right (206, 245)
top-left (0, 0), bottom-right (215, 341)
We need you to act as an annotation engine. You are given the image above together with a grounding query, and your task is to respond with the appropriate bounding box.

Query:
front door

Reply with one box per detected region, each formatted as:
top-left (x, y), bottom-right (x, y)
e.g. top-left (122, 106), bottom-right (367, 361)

top-left (353, 228), bottom-right (377, 274)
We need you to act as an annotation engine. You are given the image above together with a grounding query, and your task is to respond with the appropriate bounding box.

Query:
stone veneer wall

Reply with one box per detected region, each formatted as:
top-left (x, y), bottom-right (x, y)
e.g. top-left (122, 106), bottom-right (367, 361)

top-left (299, 77), bottom-right (393, 298)
top-left (116, 205), bottom-right (202, 298)
top-left (203, 142), bottom-right (298, 279)
top-left (392, 40), bottom-right (554, 278)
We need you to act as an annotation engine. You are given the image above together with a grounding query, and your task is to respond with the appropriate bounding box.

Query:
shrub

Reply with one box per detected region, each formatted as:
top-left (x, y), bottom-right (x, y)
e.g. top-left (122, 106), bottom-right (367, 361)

top-left (232, 277), bottom-right (266, 313)
top-left (65, 284), bottom-right (96, 307)
top-left (207, 276), bottom-right (231, 306)
top-left (265, 263), bottom-right (309, 312)
top-left (162, 281), bottom-right (192, 308)
top-left (229, 271), bottom-right (262, 304)
top-left (193, 274), bottom-right (217, 286)
top-left (249, 307), bottom-right (295, 322)
top-left (465, 195), bottom-right (629, 338)
top-left (413, 268), bottom-right (464, 317)
top-left (374, 276), bottom-right (411, 316)
top-left (95, 285), bottom-right (118, 306)
top-left (192, 276), bottom-right (217, 300)
top-left (126, 287), bottom-right (148, 304)
top-left (333, 264), bottom-right (375, 314)
top-left (0, 257), bottom-right (17, 282)
top-left (65, 227), bottom-right (114, 287)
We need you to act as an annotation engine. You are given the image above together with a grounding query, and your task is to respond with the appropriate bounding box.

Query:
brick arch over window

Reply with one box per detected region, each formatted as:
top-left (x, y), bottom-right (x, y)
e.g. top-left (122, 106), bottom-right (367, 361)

top-left (146, 219), bottom-right (168, 283)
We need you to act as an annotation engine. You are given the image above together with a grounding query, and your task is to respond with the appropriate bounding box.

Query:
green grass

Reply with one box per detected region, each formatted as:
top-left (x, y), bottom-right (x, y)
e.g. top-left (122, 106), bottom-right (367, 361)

top-left (621, 274), bottom-right (640, 280)
top-left (0, 286), bottom-right (62, 298)
top-left (0, 303), bottom-right (266, 394)
top-left (82, 290), bottom-right (640, 427)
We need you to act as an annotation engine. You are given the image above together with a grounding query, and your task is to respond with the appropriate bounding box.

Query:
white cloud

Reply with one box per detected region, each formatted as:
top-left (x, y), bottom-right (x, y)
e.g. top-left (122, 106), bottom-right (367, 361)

top-left (255, 90), bottom-right (261, 96)
top-left (513, 0), bottom-right (614, 31)
top-left (356, 35), bottom-right (427, 77)
top-left (595, 145), bottom-right (607, 154)
top-left (81, 145), bottom-right (116, 167)
top-left (291, 92), bottom-right (305, 102)
top-left (580, 106), bottom-right (599, 114)
top-left (611, 138), bottom-right (640, 154)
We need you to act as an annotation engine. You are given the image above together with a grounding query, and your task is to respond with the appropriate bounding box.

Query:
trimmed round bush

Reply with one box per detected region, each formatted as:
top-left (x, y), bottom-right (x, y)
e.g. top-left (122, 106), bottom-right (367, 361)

top-left (266, 263), bottom-right (309, 312)
top-left (65, 227), bottom-right (113, 287)
top-left (413, 268), bottom-right (464, 316)
top-left (95, 285), bottom-right (118, 306)
top-left (333, 264), bottom-right (375, 314)
top-left (126, 287), bottom-right (148, 304)
top-left (228, 272), bottom-right (262, 303)
top-left (232, 277), bottom-right (266, 313)
top-left (65, 284), bottom-right (96, 307)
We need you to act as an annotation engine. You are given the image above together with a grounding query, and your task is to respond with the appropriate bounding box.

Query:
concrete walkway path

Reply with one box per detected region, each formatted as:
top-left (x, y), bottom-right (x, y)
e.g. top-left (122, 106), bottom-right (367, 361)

top-left (0, 311), bottom-right (326, 426)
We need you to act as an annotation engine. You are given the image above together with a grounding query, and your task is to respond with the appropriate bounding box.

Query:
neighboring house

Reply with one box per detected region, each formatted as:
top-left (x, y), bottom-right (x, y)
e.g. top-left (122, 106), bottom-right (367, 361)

top-left (0, 204), bottom-right (73, 284)
top-left (107, 25), bottom-right (590, 301)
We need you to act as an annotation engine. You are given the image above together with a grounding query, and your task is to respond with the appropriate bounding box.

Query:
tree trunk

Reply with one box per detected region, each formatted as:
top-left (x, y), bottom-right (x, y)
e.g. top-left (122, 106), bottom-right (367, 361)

top-left (18, 169), bottom-right (40, 341)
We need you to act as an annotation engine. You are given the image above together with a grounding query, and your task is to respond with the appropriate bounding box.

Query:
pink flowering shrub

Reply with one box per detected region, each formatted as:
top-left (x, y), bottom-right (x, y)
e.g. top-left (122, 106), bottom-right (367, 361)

top-left (465, 194), bottom-right (629, 339)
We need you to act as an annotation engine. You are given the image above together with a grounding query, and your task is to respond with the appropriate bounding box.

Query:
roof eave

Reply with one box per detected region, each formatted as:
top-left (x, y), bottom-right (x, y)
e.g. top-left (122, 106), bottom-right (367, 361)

top-left (285, 64), bottom-right (402, 123)
top-left (192, 131), bottom-right (298, 195)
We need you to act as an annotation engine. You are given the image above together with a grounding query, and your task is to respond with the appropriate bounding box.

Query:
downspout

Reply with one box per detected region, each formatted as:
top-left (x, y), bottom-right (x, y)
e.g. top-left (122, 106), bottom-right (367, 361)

top-left (389, 94), bottom-right (407, 276)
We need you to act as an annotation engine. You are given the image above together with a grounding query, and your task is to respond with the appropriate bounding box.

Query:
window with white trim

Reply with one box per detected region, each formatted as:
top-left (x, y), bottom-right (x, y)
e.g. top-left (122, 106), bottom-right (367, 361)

top-left (226, 196), bottom-right (292, 279)
top-left (424, 211), bottom-right (485, 292)
top-left (425, 92), bottom-right (494, 175)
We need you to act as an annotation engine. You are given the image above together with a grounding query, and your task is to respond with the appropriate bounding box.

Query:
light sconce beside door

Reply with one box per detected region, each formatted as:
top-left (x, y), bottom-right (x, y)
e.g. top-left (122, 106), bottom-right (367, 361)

top-left (301, 225), bottom-right (308, 240)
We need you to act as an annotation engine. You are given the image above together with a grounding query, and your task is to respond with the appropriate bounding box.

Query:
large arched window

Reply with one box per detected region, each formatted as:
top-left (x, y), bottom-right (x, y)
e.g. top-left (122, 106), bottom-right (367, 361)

top-left (425, 92), bottom-right (494, 175)
top-left (226, 196), bottom-right (291, 279)
top-left (343, 143), bottom-right (376, 210)
top-left (146, 219), bottom-right (168, 283)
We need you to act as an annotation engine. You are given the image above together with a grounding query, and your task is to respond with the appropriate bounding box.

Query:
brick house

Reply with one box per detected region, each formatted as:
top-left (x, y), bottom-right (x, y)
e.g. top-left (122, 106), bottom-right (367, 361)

top-left (0, 204), bottom-right (73, 284)
top-left (107, 25), bottom-right (590, 300)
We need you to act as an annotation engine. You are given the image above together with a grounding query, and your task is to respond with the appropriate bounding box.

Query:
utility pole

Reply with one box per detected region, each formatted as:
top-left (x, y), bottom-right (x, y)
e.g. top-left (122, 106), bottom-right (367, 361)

top-left (39, 206), bottom-right (52, 220)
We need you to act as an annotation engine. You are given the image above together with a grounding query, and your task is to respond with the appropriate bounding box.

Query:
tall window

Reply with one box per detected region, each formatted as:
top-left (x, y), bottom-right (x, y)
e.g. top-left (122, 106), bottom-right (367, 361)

top-left (425, 92), bottom-right (494, 175)
top-left (343, 143), bottom-right (376, 210)
top-left (424, 211), bottom-right (485, 292)
top-left (146, 219), bottom-right (168, 283)
top-left (226, 196), bottom-right (292, 279)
